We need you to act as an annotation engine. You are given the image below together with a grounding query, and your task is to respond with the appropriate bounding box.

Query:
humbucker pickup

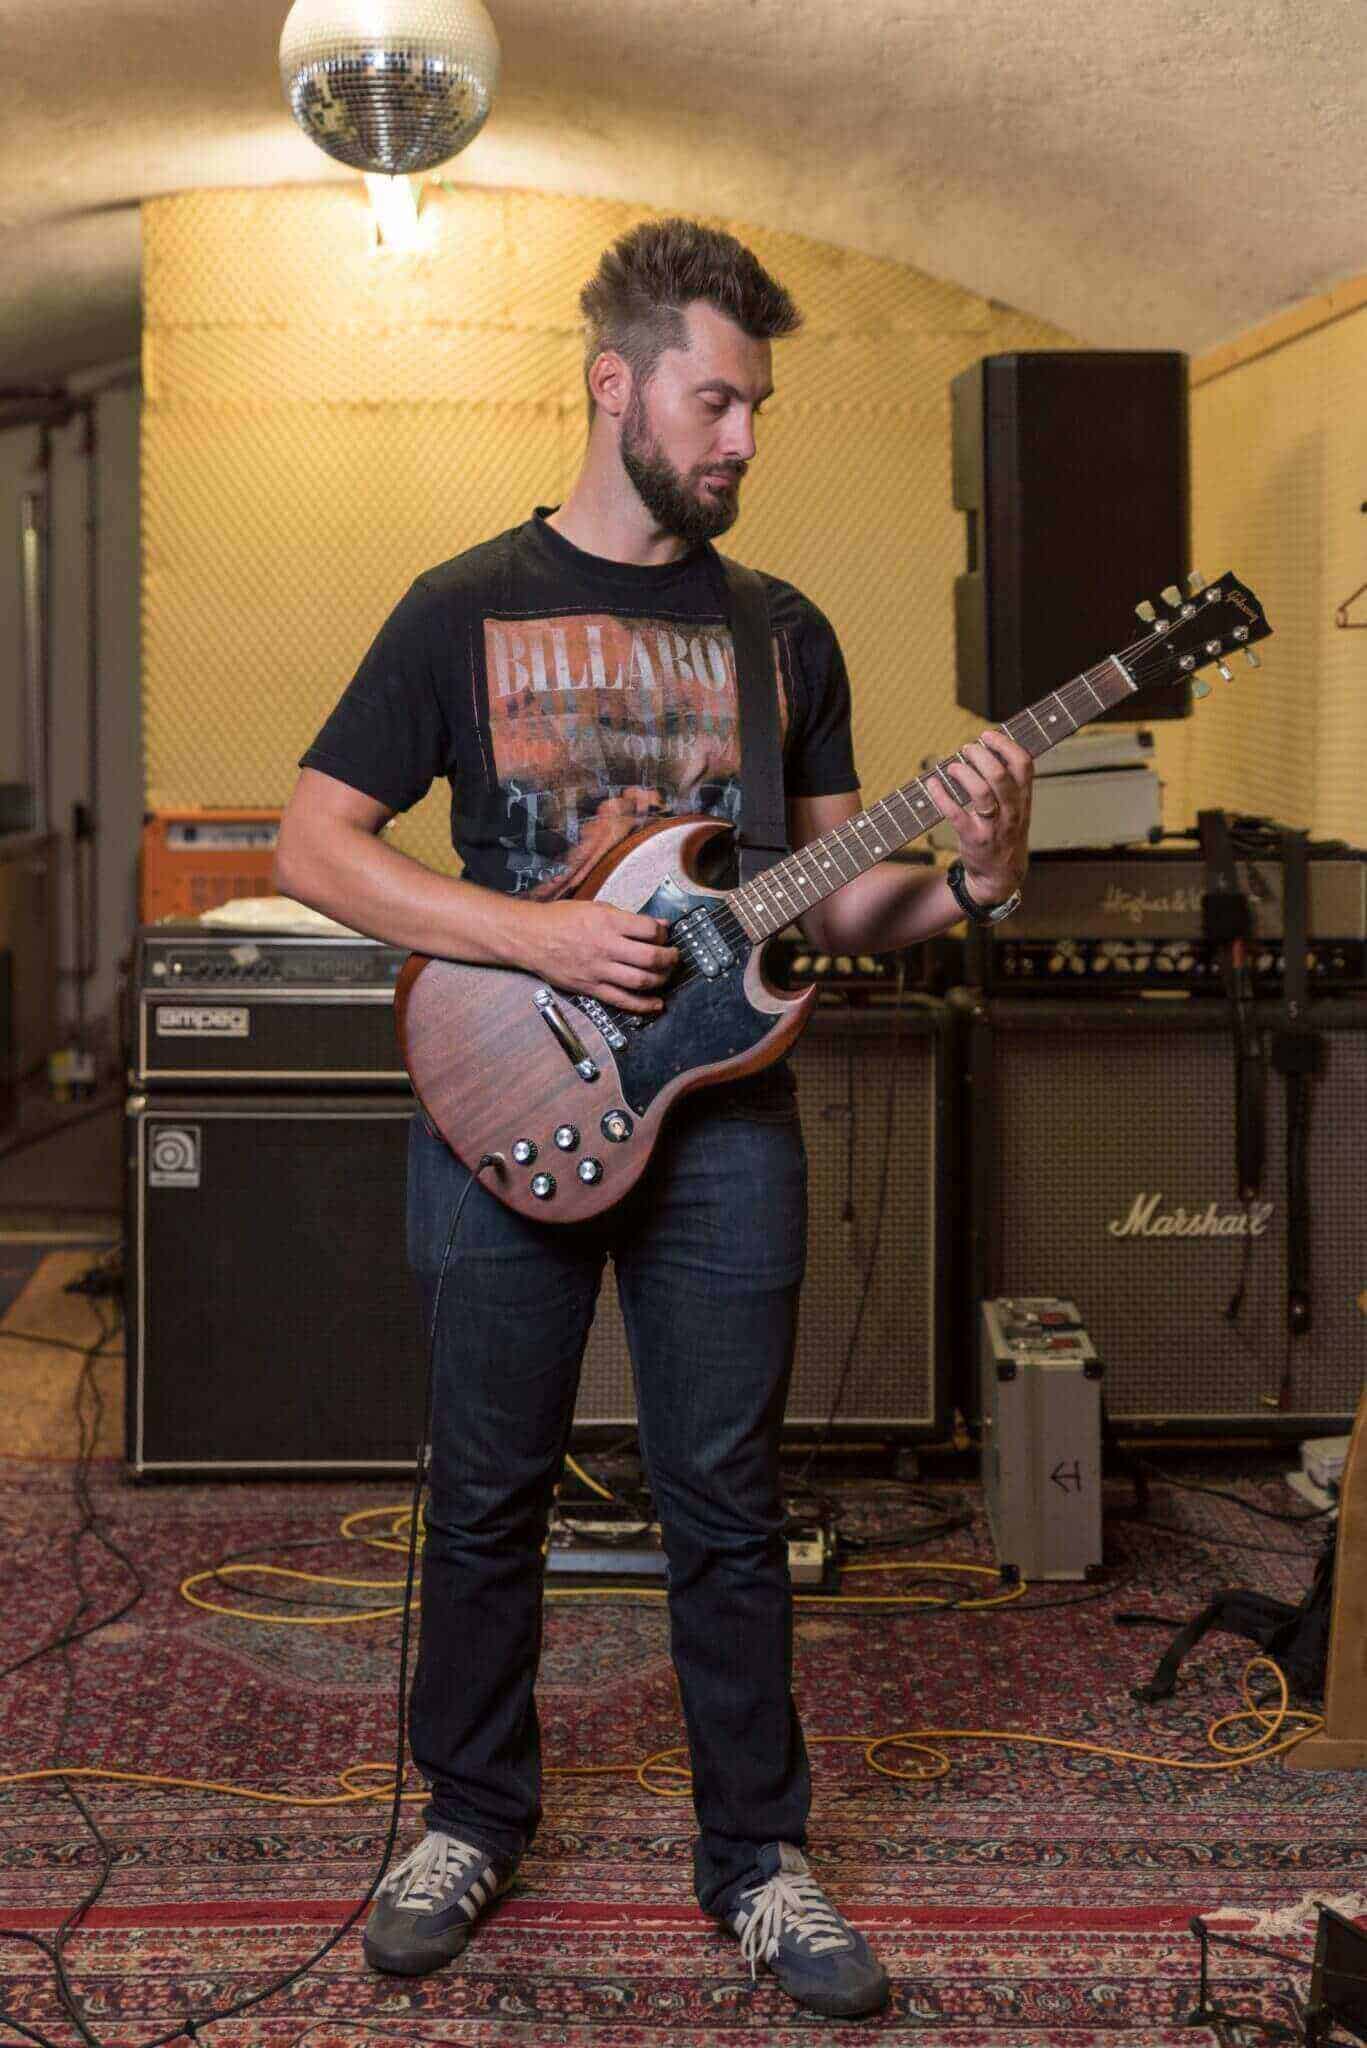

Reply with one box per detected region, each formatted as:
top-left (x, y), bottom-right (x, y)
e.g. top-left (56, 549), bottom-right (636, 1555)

top-left (675, 906), bottom-right (735, 979)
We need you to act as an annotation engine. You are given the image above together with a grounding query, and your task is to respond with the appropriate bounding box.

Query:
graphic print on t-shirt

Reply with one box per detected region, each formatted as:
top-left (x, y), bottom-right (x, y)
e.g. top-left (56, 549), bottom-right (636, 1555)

top-left (485, 610), bottom-right (787, 896)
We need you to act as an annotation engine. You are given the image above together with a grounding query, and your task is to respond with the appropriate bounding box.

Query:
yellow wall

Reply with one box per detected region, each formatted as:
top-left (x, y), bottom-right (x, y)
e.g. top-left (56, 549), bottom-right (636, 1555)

top-left (140, 184), bottom-right (1078, 875)
top-left (1156, 308), bottom-right (1367, 845)
top-left (145, 182), bottom-right (1353, 864)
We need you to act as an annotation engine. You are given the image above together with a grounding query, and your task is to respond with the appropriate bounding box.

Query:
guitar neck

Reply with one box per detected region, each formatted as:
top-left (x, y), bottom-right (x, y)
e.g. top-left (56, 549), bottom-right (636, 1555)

top-left (729, 652), bottom-right (1138, 942)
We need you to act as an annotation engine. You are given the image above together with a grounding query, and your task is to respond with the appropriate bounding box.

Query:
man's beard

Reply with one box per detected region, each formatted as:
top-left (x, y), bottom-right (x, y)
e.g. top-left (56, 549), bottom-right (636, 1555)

top-left (619, 391), bottom-right (742, 545)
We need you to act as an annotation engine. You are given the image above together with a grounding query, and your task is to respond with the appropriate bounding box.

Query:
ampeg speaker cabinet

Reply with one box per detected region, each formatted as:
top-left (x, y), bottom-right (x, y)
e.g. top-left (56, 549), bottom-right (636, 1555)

top-left (570, 1004), bottom-right (955, 1439)
top-left (126, 1093), bottom-right (423, 1475)
top-left (952, 351), bottom-right (1190, 723)
top-left (955, 993), bottom-right (1367, 1435)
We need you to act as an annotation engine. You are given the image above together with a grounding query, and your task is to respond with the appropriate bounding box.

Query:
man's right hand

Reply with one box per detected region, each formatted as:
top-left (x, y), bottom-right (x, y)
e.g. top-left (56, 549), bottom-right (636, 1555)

top-left (516, 899), bottom-right (679, 1015)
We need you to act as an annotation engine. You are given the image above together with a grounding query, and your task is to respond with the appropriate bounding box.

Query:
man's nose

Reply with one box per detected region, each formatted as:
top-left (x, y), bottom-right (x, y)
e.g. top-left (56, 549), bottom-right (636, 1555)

top-left (719, 409), bottom-right (758, 464)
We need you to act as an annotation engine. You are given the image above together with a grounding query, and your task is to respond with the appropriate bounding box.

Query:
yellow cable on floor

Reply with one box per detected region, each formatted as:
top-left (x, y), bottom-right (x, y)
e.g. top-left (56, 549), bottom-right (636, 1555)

top-left (0, 1497), bottom-right (1326, 1806)
top-left (0, 1657), bottom-right (1323, 1806)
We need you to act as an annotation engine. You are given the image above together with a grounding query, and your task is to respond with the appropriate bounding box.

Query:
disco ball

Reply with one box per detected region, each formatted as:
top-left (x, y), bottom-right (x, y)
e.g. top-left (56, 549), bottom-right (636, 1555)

top-left (279, 0), bottom-right (501, 177)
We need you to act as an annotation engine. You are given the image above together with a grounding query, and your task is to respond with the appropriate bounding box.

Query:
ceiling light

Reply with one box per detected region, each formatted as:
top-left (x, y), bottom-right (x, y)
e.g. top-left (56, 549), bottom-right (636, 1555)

top-left (279, 0), bottom-right (501, 177)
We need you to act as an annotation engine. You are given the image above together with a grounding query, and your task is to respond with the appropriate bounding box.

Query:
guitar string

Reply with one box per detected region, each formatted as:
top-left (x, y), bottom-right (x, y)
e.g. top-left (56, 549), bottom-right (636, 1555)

top-left (594, 598), bottom-right (1256, 1026)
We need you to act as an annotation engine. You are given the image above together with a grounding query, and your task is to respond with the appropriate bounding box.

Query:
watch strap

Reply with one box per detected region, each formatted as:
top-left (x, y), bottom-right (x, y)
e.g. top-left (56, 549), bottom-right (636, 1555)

top-left (946, 857), bottom-right (1021, 926)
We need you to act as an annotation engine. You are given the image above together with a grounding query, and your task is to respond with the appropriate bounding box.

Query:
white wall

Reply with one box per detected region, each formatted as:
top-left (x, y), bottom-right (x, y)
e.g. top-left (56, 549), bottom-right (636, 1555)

top-left (0, 365), bottom-right (142, 1061)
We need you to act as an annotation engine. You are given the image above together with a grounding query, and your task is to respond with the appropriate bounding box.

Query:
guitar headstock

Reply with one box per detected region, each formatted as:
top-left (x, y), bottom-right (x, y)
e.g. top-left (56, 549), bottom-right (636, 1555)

top-left (1125, 571), bottom-right (1271, 699)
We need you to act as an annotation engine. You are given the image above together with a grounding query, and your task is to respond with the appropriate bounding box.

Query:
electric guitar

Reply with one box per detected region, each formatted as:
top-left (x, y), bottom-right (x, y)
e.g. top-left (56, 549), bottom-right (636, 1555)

top-left (396, 571), bottom-right (1271, 1221)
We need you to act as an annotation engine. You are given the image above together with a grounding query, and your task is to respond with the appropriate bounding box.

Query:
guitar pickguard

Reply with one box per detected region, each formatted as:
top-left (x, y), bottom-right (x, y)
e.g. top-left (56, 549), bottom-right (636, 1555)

top-left (576, 877), bottom-right (777, 1117)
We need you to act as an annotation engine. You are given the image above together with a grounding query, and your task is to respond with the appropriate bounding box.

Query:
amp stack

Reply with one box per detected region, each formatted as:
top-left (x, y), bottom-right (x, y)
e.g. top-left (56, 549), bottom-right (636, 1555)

top-left (957, 840), bottom-right (1367, 1436)
top-left (125, 922), bottom-right (421, 1476)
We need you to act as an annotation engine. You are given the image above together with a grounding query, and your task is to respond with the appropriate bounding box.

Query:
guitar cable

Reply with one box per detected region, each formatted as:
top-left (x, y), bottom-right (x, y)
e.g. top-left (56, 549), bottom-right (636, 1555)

top-left (0, 1151), bottom-right (496, 2048)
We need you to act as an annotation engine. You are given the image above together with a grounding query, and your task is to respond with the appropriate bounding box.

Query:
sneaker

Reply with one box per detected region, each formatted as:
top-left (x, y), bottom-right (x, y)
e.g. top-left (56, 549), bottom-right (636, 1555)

top-left (363, 1829), bottom-right (516, 1976)
top-left (727, 1842), bottom-right (890, 2019)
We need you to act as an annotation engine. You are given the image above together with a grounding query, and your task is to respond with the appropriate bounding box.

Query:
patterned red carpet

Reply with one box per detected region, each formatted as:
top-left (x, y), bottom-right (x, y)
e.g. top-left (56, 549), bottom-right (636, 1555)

top-left (0, 1453), bottom-right (1358, 2046)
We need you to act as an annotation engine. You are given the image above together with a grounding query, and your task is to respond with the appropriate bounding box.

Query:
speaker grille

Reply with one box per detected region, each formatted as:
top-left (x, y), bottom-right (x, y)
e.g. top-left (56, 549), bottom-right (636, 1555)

top-left (130, 1097), bottom-right (420, 1472)
top-left (971, 998), bottom-right (1367, 1428)
top-left (573, 1008), bottom-right (948, 1433)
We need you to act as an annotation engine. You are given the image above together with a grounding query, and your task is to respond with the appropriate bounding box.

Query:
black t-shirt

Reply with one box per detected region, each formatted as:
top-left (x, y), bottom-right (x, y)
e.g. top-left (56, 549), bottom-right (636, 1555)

top-left (299, 509), bottom-right (860, 898)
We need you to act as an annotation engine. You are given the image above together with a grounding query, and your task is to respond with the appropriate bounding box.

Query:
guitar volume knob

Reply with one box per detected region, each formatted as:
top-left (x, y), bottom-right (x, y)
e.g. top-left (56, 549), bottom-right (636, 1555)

top-left (577, 1158), bottom-right (603, 1184)
top-left (530, 1172), bottom-right (556, 1200)
top-left (511, 1138), bottom-right (538, 1165)
top-left (554, 1125), bottom-right (580, 1151)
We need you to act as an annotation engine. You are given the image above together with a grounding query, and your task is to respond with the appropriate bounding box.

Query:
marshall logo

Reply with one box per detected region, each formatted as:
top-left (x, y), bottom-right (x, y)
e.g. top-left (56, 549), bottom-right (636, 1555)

top-left (155, 1006), bottom-right (249, 1037)
top-left (1108, 1192), bottom-right (1274, 1239)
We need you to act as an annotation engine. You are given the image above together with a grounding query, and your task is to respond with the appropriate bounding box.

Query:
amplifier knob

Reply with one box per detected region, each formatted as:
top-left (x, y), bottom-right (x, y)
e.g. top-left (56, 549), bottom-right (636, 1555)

top-left (792, 954), bottom-right (812, 973)
top-left (812, 954), bottom-right (831, 975)
top-left (1048, 953), bottom-right (1065, 973)
top-left (835, 956), bottom-right (853, 975)
top-left (601, 1110), bottom-right (633, 1143)
top-left (1092, 956), bottom-right (1110, 972)
top-left (577, 1158), bottom-right (603, 1184)
top-left (511, 1138), bottom-right (538, 1165)
top-left (554, 1124), bottom-right (580, 1151)
top-left (530, 1172), bottom-right (556, 1200)
top-left (857, 955), bottom-right (878, 973)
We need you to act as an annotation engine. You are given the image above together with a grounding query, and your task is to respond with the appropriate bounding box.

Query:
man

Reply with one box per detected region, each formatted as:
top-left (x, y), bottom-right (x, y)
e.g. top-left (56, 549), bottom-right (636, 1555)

top-left (275, 217), bottom-right (1033, 2021)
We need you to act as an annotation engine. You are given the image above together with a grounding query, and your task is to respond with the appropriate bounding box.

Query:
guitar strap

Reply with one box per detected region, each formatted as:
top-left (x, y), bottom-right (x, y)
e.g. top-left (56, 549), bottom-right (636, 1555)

top-left (710, 550), bottom-right (790, 882)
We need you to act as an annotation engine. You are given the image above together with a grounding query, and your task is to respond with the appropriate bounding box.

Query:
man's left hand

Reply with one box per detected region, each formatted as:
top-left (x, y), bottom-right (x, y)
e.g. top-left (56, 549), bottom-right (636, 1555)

top-left (935, 731), bottom-right (1034, 904)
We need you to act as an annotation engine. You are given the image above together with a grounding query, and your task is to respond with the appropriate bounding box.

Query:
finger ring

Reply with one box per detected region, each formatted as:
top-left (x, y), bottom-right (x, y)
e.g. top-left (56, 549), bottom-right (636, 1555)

top-left (973, 801), bottom-right (1000, 819)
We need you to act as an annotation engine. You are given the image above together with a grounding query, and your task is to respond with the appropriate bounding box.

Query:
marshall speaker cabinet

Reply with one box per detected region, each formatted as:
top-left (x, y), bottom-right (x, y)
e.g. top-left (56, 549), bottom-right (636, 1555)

top-left (570, 1003), bottom-right (956, 1439)
top-left (954, 992), bottom-right (1367, 1435)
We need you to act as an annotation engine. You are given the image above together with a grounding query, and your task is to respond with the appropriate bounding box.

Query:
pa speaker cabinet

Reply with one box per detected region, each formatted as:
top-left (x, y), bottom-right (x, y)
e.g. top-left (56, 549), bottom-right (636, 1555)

top-left (126, 1092), bottom-right (422, 1476)
top-left (571, 1003), bottom-right (955, 1440)
top-left (952, 351), bottom-right (1190, 723)
top-left (954, 993), bottom-right (1367, 1435)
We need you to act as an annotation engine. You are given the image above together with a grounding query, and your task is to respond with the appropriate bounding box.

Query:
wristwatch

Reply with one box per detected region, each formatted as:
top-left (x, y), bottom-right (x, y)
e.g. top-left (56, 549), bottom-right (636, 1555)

top-left (945, 857), bottom-right (1022, 927)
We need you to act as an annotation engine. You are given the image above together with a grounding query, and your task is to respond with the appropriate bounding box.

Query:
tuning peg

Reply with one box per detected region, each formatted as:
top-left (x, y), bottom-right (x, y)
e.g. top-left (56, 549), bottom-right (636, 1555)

top-left (1216, 661), bottom-right (1233, 681)
top-left (1135, 599), bottom-right (1157, 622)
top-left (1186, 569), bottom-right (1207, 592)
top-left (1191, 676), bottom-right (1212, 699)
top-left (1244, 648), bottom-right (1261, 668)
top-left (1161, 585), bottom-right (1183, 607)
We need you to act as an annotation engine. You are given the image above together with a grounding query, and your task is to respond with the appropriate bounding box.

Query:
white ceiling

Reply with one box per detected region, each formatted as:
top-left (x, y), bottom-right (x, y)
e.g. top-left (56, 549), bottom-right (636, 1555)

top-left (6, 0), bottom-right (1366, 386)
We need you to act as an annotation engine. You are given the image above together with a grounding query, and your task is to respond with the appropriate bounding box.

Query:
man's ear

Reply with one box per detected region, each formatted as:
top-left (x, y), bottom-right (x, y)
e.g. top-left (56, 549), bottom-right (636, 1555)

top-left (588, 348), bottom-right (632, 421)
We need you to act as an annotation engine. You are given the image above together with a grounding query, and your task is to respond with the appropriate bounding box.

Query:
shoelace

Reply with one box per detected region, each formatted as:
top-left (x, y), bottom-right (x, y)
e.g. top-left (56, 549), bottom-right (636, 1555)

top-left (736, 1871), bottom-right (854, 1982)
top-left (380, 1831), bottom-right (484, 1911)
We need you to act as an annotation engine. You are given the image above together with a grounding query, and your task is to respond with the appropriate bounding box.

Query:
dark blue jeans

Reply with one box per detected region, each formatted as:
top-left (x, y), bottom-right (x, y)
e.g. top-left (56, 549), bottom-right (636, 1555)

top-left (405, 1066), bottom-right (811, 1918)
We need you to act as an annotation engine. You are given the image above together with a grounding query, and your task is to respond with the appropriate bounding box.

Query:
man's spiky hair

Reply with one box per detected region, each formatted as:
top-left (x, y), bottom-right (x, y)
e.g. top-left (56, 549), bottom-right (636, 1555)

top-left (579, 218), bottom-right (801, 420)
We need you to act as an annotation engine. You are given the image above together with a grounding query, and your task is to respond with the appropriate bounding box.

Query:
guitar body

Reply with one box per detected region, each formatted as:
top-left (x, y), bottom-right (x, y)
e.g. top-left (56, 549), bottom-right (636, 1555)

top-left (395, 817), bottom-right (816, 1222)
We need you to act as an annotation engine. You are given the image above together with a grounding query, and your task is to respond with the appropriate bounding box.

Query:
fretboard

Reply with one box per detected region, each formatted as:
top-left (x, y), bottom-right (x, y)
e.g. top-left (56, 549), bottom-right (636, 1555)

top-left (730, 652), bottom-right (1137, 942)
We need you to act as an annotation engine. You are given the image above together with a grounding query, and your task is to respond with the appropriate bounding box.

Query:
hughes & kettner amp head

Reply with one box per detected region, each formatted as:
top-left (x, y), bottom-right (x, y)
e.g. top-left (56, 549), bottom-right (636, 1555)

top-left (766, 928), bottom-right (962, 1000)
top-left (127, 923), bottom-right (411, 1086)
top-left (967, 846), bottom-right (1367, 994)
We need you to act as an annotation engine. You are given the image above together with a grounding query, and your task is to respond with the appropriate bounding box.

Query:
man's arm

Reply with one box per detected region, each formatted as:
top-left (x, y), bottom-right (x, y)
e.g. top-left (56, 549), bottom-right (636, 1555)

top-left (786, 731), bottom-right (1034, 954)
top-left (273, 768), bottom-right (678, 1015)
